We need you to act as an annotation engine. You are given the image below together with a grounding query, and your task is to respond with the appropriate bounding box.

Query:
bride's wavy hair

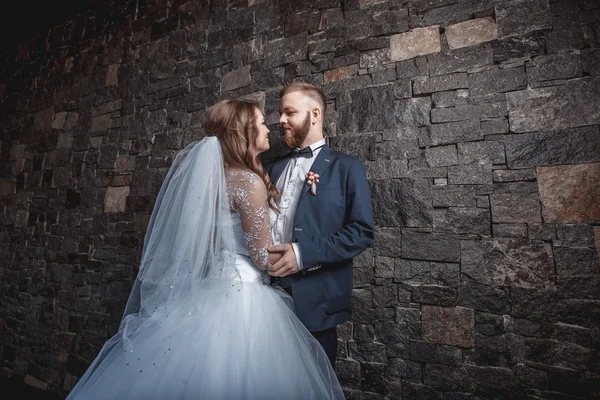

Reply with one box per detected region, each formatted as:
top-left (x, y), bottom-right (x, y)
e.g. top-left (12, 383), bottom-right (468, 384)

top-left (204, 99), bottom-right (279, 212)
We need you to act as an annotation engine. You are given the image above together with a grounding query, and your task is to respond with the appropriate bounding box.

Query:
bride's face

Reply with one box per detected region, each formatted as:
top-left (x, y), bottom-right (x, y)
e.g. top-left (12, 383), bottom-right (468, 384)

top-left (253, 107), bottom-right (270, 154)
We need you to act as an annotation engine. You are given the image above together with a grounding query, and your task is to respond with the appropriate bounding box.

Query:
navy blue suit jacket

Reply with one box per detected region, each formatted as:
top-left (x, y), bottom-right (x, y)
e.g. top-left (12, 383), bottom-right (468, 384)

top-left (268, 144), bottom-right (374, 332)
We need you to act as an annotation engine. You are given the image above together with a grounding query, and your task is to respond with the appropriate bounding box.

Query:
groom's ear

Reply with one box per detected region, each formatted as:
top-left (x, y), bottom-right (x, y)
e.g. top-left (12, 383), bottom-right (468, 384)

top-left (311, 107), bottom-right (321, 124)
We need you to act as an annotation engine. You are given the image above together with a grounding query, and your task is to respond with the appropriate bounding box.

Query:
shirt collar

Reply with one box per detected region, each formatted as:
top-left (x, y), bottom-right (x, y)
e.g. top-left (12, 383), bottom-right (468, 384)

top-left (307, 138), bottom-right (326, 154)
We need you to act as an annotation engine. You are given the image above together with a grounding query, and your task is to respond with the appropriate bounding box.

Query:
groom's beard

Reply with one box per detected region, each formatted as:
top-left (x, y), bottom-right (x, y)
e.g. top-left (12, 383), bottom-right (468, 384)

top-left (282, 112), bottom-right (311, 149)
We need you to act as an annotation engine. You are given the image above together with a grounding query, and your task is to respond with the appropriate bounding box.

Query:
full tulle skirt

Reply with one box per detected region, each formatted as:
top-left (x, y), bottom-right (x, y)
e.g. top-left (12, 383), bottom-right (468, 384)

top-left (66, 275), bottom-right (344, 399)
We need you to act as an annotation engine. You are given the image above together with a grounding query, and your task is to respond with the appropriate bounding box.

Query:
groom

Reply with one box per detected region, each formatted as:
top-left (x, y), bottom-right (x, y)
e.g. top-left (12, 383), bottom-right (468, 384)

top-left (266, 82), bottom-right (374, 368)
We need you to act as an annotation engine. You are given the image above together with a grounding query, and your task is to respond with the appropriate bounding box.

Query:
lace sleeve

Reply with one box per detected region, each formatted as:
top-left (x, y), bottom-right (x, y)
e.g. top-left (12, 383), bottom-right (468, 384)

top-left (227, 169), bottom-right (272, 270)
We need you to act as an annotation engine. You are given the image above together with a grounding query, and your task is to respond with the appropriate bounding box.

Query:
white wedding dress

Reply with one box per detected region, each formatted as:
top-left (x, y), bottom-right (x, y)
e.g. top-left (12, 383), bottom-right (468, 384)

top-left (66, 138), bottom-right (344, 400)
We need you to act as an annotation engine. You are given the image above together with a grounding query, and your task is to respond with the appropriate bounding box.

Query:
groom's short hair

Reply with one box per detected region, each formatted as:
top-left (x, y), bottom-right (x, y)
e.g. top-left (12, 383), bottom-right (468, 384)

top-left (280, 83), bottom-right (327, 116)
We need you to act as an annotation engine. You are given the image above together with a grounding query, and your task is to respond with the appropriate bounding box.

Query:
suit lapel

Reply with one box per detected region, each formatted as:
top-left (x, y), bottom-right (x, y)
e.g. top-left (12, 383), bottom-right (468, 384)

top-left (300, 145), bottom-right (335, 199)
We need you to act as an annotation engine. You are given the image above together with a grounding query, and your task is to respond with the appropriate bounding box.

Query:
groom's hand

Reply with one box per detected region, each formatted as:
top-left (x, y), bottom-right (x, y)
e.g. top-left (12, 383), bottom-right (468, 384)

top-left (267, 243), bottom-right (298, 277)
top-left (268, 251), bottom-right (283, 266)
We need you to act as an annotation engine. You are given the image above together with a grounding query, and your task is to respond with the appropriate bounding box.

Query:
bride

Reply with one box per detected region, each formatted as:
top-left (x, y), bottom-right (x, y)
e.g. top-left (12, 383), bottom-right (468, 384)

top-left (66, 99), bottom-right (344, 399)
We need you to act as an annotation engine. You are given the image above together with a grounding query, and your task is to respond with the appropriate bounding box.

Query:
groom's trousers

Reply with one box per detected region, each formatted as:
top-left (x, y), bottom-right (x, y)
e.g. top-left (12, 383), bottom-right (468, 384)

top-left (283, 286), bottom-right (338, 369)
top-left (311, 327), bottom-right (337, 369)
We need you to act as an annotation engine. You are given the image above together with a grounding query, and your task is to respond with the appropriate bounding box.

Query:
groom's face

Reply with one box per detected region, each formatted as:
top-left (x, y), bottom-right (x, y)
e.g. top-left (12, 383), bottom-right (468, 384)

top-left (279, 91), bottom-right (312, 149)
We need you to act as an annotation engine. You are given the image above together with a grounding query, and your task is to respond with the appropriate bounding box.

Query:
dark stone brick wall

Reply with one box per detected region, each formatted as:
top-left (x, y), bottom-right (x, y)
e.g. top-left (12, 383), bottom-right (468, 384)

top-left (1, 0), bottom-right (599, 398)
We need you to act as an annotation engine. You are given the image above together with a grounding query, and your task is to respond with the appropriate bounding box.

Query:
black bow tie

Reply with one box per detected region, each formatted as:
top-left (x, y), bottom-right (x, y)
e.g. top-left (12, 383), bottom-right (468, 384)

top-left (289, 147), bottom-right (313, 158)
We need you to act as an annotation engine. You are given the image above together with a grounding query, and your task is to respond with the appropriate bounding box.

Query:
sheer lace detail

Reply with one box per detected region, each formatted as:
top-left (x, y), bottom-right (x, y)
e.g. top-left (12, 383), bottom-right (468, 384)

top-left (226, 168), bottom-right (272, 270)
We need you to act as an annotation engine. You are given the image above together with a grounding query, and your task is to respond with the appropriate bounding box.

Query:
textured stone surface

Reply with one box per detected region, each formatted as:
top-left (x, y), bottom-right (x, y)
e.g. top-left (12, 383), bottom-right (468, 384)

top-left (376, 138), bottom-right (420, 160)
top-left (396, 56), bottom-right (429, 78)
top-left (457, 141), bottom-right (505, 165)
top-left (457, 282), bottom-right (510, 314)
top-left (493, 169), bottom-right (536, 183)
top-left (34, 107), bottom-right (54, 130)
top-left (481, 118), bottom-right (509, 134)
top-left (365, 159), bottom-right (409, 180)
top-left (263, 33), bottom-right (307, 67)
top-left (526, 53), bottom-right (583, 83)
top-left (429, 119), bottom-right (482, 146)
top-left (525, 338), bottom-right (593, 371)
top-left (330, 134), bottom-right (376, 161)
top-left (410, 284), bottom-right (458, 306)
top-left (554, 247), bottom-right (599, 276)
top-left (233, 38), bottom-right (264, 67)
top-left (103, 186), bottom-right (130, 213)
top-left (52, 112), bottom-right (67, 130)
top-left (1, 1), bottom-right (599, 399)
top-left (412, 0), bottom-right (458, 13)
top-left (443, 207), bottom-right (491, 236)
top-left (448, 162), bottom-right (493, 185)
top-left (91, 114), bottom-right (111, 133)
top-left (461, 238), bottom-right (555, 289)
top-left (222, 65), bottom-right (251, 91)
top-left (413, 73), bottom-right (468, 95)
top-left (422, 306), bottom-right (475, 348)
top-left (546, 22), bottom-right (594, 54)
top-left (431, 102), bottom-right (506, 123)
top-left (359, 0), bottom-right (388, 8)
top-left (495, 0), bottom-right (552, 38)
top-left (503, 126), bottom-right (600, 168)
top-left (445, 17), bottom-right (498, 50)
top-left (64, 112), bottom-right (79, 130)
top-left (238, 91), bottom-right (266, 112)
top-left (420, 1), bottom-right (487, 26)
top-left (529, 223), bottom-right (556, 241)
top-left (507, 78), bottom-right (600, 133)
top-left (395, 259), bottom-right (430, 284)
top-left (359, 48), bottom-right (390, 69)
top-left (390, 26), bottom-right (441, 62)
top-left (372, 9), bottom-right (409, 36)
top-left (595, 226), bottom-right (600, 264)
top-left (371, 178), bottom-right (432, 227)
top-left (492, 31), bottom-right (545, 63)
top-left (432, 185), bottom-right (477, 207)
top-left (409, 340), bottom-right (462, 365)
top-left (425, 145), bottom-right (457, 167)
top-left (105, 64), bottom-right (119, 86)
top-left (490, 193), bottom-right (541, 223)
top-left (324, 65), bottom-right (358, 83)
top-left (373, 227), bottom-right (402, 258)
top-left (396, 97), bottom-right (432, 129)
top-left (493, 223), bottom-right (528, 238)
top-left (538, 163), bottom-right (600, 224)
top-left (428, 45), bottom-right (493, 76)
top-left (582, 48), bottom-right (600, 77)
top-left (402, 230), bottom-right (460, 262)
top-left (339, 85), bottom-right (396, 133)
top-left (432, 89), bottom-right (469, 108)
top-left (469, 67), bottom-right (527, 97)
top-left (431, 262), bottom-right (459, 287)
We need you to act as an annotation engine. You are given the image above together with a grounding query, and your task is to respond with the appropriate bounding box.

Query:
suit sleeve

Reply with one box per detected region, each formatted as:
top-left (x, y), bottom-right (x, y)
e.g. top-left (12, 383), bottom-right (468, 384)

top-left (294, 159), bottom-right (374, 269)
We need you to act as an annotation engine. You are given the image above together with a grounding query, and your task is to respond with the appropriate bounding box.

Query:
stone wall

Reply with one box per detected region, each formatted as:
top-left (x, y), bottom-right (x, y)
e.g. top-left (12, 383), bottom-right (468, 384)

top-left (1, 0), bottom-right (599, 398)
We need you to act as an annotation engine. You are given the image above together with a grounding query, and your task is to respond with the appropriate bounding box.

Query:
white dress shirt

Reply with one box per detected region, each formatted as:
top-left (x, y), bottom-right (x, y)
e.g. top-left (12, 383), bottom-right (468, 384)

top-left (270, 138), bottom-right (327, 272)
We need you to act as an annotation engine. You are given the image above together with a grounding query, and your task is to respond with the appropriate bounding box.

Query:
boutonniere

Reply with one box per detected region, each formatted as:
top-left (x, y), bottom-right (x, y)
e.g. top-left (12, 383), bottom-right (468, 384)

top-left (305, 171), bottom-right (320, 195)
